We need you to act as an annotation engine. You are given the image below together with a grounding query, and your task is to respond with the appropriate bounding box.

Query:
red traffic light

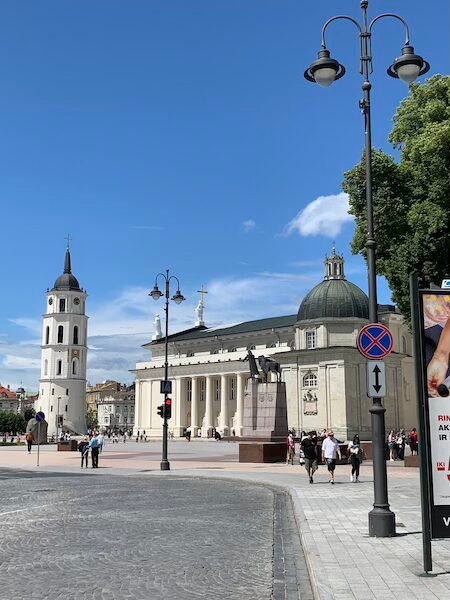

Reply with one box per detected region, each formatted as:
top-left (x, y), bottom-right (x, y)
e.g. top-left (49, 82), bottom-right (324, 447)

top-left (165, 398), bottom-right (172, 419)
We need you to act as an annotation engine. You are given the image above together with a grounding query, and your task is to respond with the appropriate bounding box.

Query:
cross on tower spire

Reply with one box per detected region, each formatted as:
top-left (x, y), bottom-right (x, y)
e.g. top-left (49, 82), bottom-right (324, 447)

top-left (197, 285), bottom-right (208, 305)
top-left (65, 233), bottom-right (72, 250)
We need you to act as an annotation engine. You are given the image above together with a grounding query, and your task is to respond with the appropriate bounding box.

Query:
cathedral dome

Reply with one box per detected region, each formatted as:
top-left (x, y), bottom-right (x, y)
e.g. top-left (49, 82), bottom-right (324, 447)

top-left (297, 249), bottom-right (369, 321)
top-left (52, 247), bottom-right (81, 292)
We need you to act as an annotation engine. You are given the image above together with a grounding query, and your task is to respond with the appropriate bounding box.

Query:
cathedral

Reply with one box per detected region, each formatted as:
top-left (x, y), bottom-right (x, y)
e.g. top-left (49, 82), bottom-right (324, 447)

top-left (37, 244), bottom-right (88, 437)
top-left (133, 250), bottom-right (417, 441)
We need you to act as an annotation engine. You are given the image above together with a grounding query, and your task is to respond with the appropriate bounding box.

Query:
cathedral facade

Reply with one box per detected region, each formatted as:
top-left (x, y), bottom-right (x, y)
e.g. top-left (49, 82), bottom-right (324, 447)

top-left (37, 245), bottom-right (88, 437)
top-left (133, 251), bottom-right (416, 441)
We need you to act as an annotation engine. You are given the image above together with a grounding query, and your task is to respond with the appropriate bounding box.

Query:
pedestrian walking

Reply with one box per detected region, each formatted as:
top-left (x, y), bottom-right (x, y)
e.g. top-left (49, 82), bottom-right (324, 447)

top-left (301, 431), bottom-right (319, 483)
top-left (321, 430), bottom-right (341, 484)
top-left (97, 432), bottom-right (104, 453)
top-left (89, 433), bottom-right (100, 468)
top-left (26, 431), bottom-right (34, 454)
top-left (286, 431), bottom-right (295, 465)
top-left (347, 435), bottom-right (362, 482)
top-left (78, 437), bottom-right (89, 468)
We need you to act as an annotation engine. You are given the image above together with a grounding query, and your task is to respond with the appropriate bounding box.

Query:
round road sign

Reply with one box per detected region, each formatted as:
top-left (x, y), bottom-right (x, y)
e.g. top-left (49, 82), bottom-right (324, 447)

top-left (35, 411), bottom-right (45, 422)
top-left (357, 323), bottom-right (393, 360)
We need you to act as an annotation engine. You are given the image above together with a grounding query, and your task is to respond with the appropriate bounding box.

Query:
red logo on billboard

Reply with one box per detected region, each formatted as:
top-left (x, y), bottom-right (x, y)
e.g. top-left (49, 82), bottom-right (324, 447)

top-left (437, 462), bottom-right (446, 471)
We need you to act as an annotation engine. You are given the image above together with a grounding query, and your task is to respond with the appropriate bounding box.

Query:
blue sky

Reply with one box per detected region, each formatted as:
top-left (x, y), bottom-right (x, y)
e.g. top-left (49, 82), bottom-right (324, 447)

top-left (1, 0), bottom-right (448, 390)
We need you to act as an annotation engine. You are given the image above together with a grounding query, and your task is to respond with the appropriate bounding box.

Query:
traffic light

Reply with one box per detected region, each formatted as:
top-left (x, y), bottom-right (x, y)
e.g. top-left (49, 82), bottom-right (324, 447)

top-left (165, 399), bottom-right (172, 420)
top-left (157, 404), bottom-right (164, 419)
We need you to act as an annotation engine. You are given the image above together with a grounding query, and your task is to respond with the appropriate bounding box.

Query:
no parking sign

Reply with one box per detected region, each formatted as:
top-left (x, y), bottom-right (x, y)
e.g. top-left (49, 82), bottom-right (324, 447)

top-left (357, 323), bottom-right (393, 360)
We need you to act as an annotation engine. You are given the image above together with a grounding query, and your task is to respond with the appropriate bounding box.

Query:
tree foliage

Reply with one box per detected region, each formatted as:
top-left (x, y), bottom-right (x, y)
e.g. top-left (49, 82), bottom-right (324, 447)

top-left (24, 408), bottom-right (35, 422)
top-left (86, 408), bottom-right (98, 430)
top-left (0, 412), bottom-right (26, 434)
top-left (343, 75), bottom-right (450, 322)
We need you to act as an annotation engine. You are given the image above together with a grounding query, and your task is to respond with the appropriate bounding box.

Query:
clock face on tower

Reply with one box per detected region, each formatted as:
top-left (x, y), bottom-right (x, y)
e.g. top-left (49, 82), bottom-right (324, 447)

top-left (48, 298), bottom-right (53, 305)
top-left (73, 297), bottom-right (80, 305)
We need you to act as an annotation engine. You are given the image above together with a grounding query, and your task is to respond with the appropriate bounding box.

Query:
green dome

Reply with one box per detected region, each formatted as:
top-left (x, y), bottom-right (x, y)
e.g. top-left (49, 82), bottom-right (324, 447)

top-left (298, 279), bottom-right (369, 321)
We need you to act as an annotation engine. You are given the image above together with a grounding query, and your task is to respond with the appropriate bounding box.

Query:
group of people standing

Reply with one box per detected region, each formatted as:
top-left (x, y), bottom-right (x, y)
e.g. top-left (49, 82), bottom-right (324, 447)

top-left (287, 430), bottom-right (364, 484)
top-left (78, 431), bottom-right (104, 468)
top-left (387, 428), bottom-right (418, 461)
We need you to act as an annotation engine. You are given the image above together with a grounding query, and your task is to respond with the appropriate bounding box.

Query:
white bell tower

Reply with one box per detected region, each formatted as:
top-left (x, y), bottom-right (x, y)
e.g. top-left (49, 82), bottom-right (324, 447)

top-left (38, 242), bottom-right (88, 436)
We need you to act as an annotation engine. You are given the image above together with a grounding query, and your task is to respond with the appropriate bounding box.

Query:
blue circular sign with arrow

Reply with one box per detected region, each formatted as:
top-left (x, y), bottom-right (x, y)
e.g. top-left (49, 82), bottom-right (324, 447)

top-left (35, 411), bottom-right (45, 422)
top-left (357, 323), bottom-right (393, 360)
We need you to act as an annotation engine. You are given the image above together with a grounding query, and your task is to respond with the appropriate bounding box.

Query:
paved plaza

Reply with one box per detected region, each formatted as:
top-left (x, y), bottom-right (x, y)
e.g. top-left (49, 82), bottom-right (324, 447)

top-left (0, 453), bottom-right (312, 600)
top-left (3, 441), bottom-right (450, 599)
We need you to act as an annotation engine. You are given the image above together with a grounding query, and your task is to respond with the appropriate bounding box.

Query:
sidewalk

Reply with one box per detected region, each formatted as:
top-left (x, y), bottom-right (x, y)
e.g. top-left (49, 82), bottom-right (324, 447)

top-left (2, 444), bottom-right (450, 599)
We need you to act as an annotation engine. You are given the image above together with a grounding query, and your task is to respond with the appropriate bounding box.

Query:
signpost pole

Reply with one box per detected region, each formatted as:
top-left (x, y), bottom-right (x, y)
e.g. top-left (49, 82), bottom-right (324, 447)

top-left (358, 323), bottom-right (396, 536)
top-left (37, 421), bottom-right (40, 467)
top-left (410, 271), bottom-right (433, 572)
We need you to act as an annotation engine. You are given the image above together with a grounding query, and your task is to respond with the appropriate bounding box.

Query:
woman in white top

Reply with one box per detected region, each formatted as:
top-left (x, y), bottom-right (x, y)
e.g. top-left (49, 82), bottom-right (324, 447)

top-left (348, 434), bottom-right (362, 482)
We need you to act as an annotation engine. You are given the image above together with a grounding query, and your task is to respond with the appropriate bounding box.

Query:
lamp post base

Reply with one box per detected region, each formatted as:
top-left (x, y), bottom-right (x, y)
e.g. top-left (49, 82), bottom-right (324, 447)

top-left (160, 460), bottom-right (170, 471)
top-left (368, 506), bottom-right (396, 537)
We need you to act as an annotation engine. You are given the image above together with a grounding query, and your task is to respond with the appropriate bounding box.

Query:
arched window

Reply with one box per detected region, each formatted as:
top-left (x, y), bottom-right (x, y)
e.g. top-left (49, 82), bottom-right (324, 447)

top-left (44, 359), bottom-right (48, 376)
top-left (303, 372), bottom-right (317, 387)
top-left (59, 298), bottom-right (66, 313)
top-left (57, 326), bottom-right (64, 344)
top-left (56, 360), bottom-right (62, 376)
top-left (72, 359), bottom-right (78, 375)
top-left (45, 327), bottom-right (50, 345)
top-left (73, 326), bottom-right (79, 345)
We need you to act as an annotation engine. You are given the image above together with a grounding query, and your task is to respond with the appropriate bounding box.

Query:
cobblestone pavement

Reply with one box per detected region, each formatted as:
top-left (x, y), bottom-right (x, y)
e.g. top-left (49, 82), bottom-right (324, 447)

top-left (0, 469), bottom-right (312, 600)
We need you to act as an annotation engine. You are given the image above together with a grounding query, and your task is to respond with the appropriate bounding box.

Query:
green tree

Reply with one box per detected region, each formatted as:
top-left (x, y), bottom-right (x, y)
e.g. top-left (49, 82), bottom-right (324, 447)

top-left (86, 408), bottom-right (98, 430)
top-left (24, 408), bottom-right (35, 422)
top-left (343, 75), bottom-right (450, 323)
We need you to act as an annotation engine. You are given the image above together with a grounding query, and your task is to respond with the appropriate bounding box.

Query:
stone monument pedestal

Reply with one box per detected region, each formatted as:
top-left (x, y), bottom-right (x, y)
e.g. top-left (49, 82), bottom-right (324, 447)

top-left (239, 380), bottom-right (288, 463)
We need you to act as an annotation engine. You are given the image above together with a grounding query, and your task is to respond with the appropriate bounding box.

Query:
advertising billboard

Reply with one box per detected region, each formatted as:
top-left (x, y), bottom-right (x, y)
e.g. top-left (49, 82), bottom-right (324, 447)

top-left (421, 291), bottom-right (450, 538)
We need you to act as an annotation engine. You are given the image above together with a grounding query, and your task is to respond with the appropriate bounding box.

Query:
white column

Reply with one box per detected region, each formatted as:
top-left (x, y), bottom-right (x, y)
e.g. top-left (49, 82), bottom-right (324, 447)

top-left (219, 374), bottom-right (229, 435)
top-left (191, 377), bottom-right (199, 436)
top-left (236, 373), bottom-right (246, 437)
top-left (174, 377), bottom-right (186, 437)
top-left (202, 375), bottom-right (214, 438)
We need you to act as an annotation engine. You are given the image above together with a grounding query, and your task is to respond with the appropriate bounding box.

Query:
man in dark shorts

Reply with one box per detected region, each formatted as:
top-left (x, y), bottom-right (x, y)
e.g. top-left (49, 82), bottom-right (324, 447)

top-left (301, 431), bottom-right (319, 483)
top-left (321, 430), bottom-right (342, 484)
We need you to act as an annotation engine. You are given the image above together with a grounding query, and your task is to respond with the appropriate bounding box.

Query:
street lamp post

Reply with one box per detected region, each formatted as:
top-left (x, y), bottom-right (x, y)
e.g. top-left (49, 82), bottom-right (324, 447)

top-left (150, 269), bottom-right (185, 471)
top-left (304, 0), bottom-right (429, 538)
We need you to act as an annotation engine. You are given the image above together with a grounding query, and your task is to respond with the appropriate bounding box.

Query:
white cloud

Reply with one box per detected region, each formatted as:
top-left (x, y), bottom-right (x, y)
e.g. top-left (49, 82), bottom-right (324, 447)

top-left (242, 219), bottom-right (256, 232)
top-left (285, 192), bottom-right (354, 238)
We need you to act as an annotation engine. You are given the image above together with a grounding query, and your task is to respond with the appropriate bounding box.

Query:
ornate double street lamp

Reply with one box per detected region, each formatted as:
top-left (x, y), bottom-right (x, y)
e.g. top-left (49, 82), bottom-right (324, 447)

top-left (304, 0), bottom-right (429, 538)
top-left (150, 269), bottom-right (185, 470)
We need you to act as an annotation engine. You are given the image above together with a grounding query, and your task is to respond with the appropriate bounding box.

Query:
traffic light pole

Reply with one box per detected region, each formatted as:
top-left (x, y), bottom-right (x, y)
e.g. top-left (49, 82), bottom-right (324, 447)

top-left (161, 272), bottom-right (170, 471)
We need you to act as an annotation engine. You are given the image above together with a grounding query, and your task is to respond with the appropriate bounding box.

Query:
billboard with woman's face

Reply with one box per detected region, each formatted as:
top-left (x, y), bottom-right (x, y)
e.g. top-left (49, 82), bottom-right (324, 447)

top-left (421, 291), bottom-right (450, 537)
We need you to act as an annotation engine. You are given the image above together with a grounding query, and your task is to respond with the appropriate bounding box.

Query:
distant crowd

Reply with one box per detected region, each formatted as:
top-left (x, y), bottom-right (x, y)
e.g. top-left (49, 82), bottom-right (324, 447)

top-left (286, 426), bottom-right (420, 484)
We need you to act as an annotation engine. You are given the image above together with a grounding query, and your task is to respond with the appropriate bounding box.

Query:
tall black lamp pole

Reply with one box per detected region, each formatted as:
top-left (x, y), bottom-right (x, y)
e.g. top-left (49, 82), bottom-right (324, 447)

top-left (150, 269), bottom-right (185, 471)
top-left (304, 0), bottom-right (429, 537)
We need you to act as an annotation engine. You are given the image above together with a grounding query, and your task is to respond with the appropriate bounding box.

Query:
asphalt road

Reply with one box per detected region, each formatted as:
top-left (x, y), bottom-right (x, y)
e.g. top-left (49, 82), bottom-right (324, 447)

top-left (0, 470), bottom-right (312, 599)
